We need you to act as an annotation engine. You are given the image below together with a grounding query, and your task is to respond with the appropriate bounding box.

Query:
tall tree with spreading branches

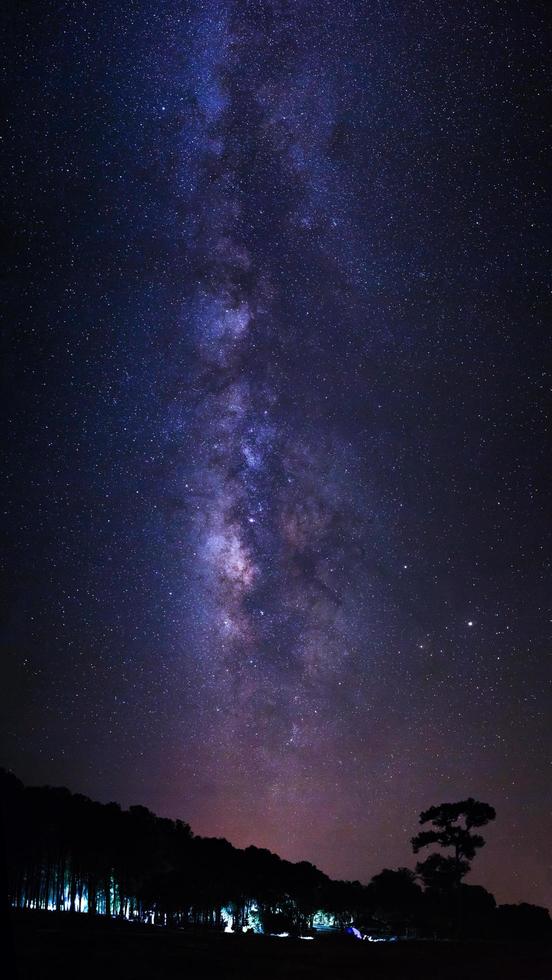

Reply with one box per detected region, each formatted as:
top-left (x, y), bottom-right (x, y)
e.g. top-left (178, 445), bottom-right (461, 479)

top-left (412, 798), bottom-right (496, 937)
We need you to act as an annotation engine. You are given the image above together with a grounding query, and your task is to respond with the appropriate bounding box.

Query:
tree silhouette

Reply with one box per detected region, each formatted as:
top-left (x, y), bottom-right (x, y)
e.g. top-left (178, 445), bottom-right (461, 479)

top-left (412, 798), bottom-right (496, 937)
top-left (412, 799), bottom-right (496, 879)
top-left (4, 773), bottom-right (547, 942)
top-left (365, 868), bottom-right (423, 937)
top-left (415, 853), bottom-right (468, 892)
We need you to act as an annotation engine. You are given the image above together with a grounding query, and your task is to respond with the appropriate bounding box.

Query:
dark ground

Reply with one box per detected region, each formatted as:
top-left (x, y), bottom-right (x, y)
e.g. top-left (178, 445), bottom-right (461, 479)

top-left (6, 911), bottom-right (552, 980)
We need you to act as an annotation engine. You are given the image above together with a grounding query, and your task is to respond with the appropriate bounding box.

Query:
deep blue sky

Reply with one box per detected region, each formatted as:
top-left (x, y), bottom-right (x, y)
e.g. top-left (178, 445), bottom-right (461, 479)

top-left (2, 0), bottom-right (550, 907)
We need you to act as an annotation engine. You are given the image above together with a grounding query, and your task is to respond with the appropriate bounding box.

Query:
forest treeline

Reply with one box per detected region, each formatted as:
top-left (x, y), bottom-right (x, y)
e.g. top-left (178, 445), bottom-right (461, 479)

top-left (2, 769), bottom-right (550, 941)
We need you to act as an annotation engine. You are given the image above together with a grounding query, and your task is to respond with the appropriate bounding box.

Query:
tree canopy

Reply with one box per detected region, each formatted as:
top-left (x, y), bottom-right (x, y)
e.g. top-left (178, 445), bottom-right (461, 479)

top-left (412, 798), bottom-right (496, 879)
top-left (2, 772), bottom-right (549, 941)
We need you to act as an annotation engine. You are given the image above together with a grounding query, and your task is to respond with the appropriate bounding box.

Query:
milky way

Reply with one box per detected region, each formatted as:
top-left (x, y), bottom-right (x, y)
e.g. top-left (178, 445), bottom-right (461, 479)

top-left (163, 4), bottom-right (380, 811)
top-left (2, 1), bottom-right (550, 908)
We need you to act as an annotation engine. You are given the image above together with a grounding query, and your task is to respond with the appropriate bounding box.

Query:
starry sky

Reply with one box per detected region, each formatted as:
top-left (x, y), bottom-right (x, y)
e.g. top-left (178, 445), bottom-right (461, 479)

top-left (2, 1), bottom-right (550, 908)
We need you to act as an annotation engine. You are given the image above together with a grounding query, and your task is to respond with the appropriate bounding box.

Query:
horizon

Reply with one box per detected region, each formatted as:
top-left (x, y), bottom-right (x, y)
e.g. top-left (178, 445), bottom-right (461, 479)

top-left (6, 766), bottom-right (545, 910)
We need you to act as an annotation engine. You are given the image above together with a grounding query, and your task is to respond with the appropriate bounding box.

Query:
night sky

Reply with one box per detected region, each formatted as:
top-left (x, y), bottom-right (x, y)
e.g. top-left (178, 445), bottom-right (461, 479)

top-left (2, 1), bottom-right (550, 909)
